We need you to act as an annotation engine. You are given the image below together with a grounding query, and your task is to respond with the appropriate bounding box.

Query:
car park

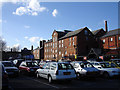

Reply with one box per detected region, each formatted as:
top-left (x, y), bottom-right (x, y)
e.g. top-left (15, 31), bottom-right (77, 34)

top-left (36, 61), bottom-right (76, 83)
top-left (1, 62), bottom-right (9, 89)
top-left (90, 61), bottom-right (120, 78)
top-left (2, 61), bottom-right (19, 77)
top-left (13, 59), bottom-right (24, 68)
top-left (71, 61), bottom-right (100, 79)
top-left (19, 60), bottom-right (39, 75)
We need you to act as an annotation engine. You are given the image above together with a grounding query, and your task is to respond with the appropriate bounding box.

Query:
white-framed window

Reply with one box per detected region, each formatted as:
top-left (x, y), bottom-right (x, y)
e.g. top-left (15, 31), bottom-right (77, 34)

top-left (59, 44), bottom-right (61, 48)
top-left (53, 50), bottom-right (54, 53)
top-left (62, 40), bottom-right (64, 43)
top-left (53, 55), bottom-right (54, 58)
top-left (53, 43), bottom-right (54, 48)
top-left (119, 37), bottom-right (120, 40)
top-left (51, 43), bottom-right (52, 46)
top-left (59, 51), bottom-right (61, 55)
top-left (110, 38), bottom-right (113, 41)
top-left (69, 38), bottom-right (71, 41)
top-left (55, 50), bottom-right (57, 53)
top-left (45, 49), bottom-right (46, 52)
top-left (51, 49), bottom-right (52, 52)
top-left (65, 51), bottom-right (67, 55)
top-left (47, 49), bottom-right (48, 52)
top-left (56, 54), bottom-right (57, 58)
top-left (62, 54), bottom-right (64, 57)
top-left (62, 44), bottom-right (63, 47)
top-left (54, 33), bottom-right (56, 35)
top-left (73, 37), bottom-right (74, 40)
top-left (45, 44), bottom-right (46, 47)
top-left (73, 42), bottom-right (74, 46)
top-left (69, 42), bottom-right (71, 46)
top-left (59, 40), bottom-right (61, 43)
top-left (103, 39), bottom-right (105, 43)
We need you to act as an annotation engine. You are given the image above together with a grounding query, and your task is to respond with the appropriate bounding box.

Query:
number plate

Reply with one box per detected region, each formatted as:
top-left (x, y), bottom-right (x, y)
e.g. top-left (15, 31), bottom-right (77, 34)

top-left (63, 72), bottom-right (71, 75)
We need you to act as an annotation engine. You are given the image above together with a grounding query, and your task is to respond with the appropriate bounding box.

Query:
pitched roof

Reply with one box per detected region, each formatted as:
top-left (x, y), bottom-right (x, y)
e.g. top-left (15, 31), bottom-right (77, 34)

top-left (59, 27), bottom-right (88, 40)
top-left (101, 28), bottom-right (120, 38)
top-left (92, 28), bottom-right (104, 35)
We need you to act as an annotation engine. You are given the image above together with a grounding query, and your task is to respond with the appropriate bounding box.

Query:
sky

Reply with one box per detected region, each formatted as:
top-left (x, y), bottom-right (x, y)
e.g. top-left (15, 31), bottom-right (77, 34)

top-left (0, 0), bottom-right (119, 51)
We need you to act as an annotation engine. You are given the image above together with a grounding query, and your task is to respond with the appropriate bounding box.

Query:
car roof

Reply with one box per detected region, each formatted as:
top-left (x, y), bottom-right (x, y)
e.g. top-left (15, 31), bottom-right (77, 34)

top-left (2, 61), bottom-right (12, 63)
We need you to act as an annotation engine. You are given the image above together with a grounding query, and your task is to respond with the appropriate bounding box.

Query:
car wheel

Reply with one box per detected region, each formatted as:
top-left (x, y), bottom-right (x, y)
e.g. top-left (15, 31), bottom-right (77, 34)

top-left (76, 73), bottom-right (81, 79)
top-left (103, 72), bottom-right (110, 79)
top-left (36, 72), bottom-right (40, 78)
top-left (48, 75), bottom-right (52, 83)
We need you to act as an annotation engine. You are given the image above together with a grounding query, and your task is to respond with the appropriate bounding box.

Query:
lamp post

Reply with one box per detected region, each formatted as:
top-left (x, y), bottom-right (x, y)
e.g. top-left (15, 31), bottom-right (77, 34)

top-left (74, 45), bottom-right (77, 61)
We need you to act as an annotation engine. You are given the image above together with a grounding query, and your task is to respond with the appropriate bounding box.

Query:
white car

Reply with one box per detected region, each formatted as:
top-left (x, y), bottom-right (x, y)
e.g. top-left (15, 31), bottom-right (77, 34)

top-left (36, 61), bottom-right (76, 83)
top-left (2, 61), bottom-right (19, 77)
top-left (90, 61), bottom-right (120, 78)
top-left (71, 61), bottom-right (99, 79)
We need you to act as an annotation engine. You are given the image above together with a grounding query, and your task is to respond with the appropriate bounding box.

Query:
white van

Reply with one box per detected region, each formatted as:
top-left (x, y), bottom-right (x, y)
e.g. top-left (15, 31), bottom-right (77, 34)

top-left (36, 61), bottom-right (76, 83)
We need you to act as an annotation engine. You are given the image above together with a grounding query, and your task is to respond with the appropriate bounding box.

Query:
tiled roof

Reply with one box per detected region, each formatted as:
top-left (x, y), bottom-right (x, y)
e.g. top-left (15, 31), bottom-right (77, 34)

top-left (92, 28), bottom-right (104, 35)
top-left (59, 27), bottom-right (88, 40)
top-left (101, 28), bottom-right (120, 38)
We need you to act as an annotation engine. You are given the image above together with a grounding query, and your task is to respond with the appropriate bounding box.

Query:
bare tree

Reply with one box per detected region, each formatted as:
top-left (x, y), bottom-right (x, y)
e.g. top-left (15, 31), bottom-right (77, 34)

top-left (12, 46), bottom-right (20, 52)
top-left (0, 37), bottom-right (6, 51)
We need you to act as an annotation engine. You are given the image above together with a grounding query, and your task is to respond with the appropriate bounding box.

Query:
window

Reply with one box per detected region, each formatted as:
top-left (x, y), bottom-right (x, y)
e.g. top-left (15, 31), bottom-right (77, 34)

top-left (62, 54), bottom-right (64, 57)
top-left (56, 54), bottom-right (57, 57)
top-left (54, 33), bottom-right (56, 35)
top-left (65, 51), bottom-right (67, 55)
top-left (73, 37), bottom-right (74, 40)
top-left (62, 40), bottom-right (64, 43)
top-left (59, 44), bottom-right (61, 48)
top-left (55, 50), bottom-right (57, 53)
top-left (59, 51), bottom-right (61, 55)
top-left (59, 41), bottom-right (61, 43)
top-left (69, 38), bottom-right (71, 41)
top-left (51, 43), bottom-right (52, 46)
top-left (110, 38), bottom-right (113, 41)
top-left (53, 43), bottom-right (54, 48)
top-left (86, 37), bottom-right (88, 40)
top-left (119, 37), bottom-right (120, 40)
top-left (53, 50), bottom-right (54, 53)
top-left (73, 42), bottom-right (74, 46)
top-left (62, 44), bottom-right (63, 47)
top-left (53, 38), bottom-right (54, 42)
top-left (45, 49), bottom-right (46, 52)
top-left (69, 42), bottom-right (71, 46)
top-left (85, 30), bottom-right (88, 35)
top-left (103, 39), bottom-right (105, 43)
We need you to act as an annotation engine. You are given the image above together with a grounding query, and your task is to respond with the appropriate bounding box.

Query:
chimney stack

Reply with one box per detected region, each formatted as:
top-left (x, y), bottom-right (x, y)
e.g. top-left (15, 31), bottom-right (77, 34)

top-left (105, 20), bottom-right (108, 32)
top-left (40, 41), bottom-right (42, 48)
top-left (31, 45), bottom-right (33, 51)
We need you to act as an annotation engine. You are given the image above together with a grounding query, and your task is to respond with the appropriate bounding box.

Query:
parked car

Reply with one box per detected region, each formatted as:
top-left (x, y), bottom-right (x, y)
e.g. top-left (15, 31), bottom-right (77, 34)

top-left (39, 60), bottom-right (52, 69)
top-left (19, 60), bottom-right (39, 75)
top-left (36, 61), bottom-right (76, 83)
top-left (1, 62), bottom-right (9, 89)
top-left (105, 61), bottom-right (120, 69)
top-left (2, 61), bottom-right (19, 77)
top-left (71, 61), bottom-right (100, 79)
top-left (12, 59), bottom-right (24, 68)
top-left (90, 61), bottom-right (120, 78)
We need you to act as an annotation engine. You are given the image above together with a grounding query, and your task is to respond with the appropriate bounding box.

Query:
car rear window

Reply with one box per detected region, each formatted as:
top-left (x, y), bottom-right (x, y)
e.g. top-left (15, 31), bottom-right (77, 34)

top-left (2, 62), bottom-right (14, 67)
top-left (58, 63), bottom-right (74, 70)
top-left (27, 62), bottom-right (38, 67)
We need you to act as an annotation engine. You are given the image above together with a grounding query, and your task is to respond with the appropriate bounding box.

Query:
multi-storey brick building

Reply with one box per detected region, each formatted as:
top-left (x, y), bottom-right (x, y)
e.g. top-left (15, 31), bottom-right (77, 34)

top-left (44, 27), bottom-right (98, 61)
top-left (100, 28), bottom-right (120, 58)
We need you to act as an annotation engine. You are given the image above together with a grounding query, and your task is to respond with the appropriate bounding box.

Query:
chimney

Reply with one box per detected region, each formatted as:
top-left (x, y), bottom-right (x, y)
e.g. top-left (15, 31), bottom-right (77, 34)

top-left (31, 45), bottom-right (33, 51)
top-left (105, 20), bottom-right (108, 32)
top-left (40, 41), bottom-right (42, 48)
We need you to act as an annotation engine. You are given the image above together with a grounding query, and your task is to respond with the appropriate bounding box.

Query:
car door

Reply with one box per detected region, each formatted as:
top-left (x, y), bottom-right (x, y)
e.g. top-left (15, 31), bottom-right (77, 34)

top-left (43, 63), bottom-right (50, 79)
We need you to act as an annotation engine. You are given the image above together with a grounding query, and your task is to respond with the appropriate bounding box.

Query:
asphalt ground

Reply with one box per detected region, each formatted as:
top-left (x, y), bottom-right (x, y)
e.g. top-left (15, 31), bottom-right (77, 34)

top-left (5, 74), bottom-right (120, 90)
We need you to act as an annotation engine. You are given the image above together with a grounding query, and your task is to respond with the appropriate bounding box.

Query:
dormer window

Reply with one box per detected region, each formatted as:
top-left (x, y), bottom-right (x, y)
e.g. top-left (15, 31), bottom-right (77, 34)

top-left (84, 30), bottom-right (88, 35)
top-left (103, 39), bottom-right (105, 44)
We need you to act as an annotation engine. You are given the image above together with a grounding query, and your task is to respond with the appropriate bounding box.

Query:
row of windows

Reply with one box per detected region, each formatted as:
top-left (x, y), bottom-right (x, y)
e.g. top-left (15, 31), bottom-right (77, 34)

top-left (103, 36), bottom-right (120, 43)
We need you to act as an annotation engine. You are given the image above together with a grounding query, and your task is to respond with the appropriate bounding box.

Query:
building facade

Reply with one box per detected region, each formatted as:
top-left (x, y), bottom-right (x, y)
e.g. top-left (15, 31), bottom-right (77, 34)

top-left (44, 27), bottom-right (98, 61)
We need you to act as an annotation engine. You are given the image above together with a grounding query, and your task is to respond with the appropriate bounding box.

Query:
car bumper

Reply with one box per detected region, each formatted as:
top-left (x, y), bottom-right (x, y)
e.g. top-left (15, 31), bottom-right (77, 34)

top-left (52, 75), bottom-right (76, 80)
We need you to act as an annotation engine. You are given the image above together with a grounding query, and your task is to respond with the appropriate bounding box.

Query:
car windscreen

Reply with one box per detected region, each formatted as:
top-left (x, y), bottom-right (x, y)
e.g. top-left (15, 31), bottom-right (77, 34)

top-left (80, 62), bottom-right (94, 68)
top-left (26, 62), bottom-right (38, 67)
top-left (58, 63), bottom-right (74, 70)
top-left (100, 63), bottom-right (111, 68)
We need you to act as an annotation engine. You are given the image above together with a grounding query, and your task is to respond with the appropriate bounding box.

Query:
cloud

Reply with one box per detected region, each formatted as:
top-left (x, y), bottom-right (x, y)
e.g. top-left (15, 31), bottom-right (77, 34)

top-left (24, 25), bottom-right (30, 29)
top-left (24, 36), bottom-right (28, 39)
top-left (29, 37), bottom-right (40, 43)
top-left (52, 9), bottom-right (58, 17)
top-left (15, 38), bottom-right (19, 42)
top-left (13, 0), bottom-right (47, 16)
top-left (13, 43), bottom-right (20, 48)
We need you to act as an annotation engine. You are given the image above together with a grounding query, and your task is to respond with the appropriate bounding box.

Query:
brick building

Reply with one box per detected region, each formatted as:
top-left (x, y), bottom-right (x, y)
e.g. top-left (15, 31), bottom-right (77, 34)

top-left (100, 28), bottom-right (120, 58)
top-left (32, 40), bottom-right (46, 60)
top-left (44, 27), bottom-right (98, 61)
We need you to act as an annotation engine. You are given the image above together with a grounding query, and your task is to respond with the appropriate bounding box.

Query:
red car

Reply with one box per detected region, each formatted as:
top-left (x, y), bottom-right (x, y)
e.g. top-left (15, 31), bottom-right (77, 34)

top-left (19, 60), bottom-right (39, 75)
